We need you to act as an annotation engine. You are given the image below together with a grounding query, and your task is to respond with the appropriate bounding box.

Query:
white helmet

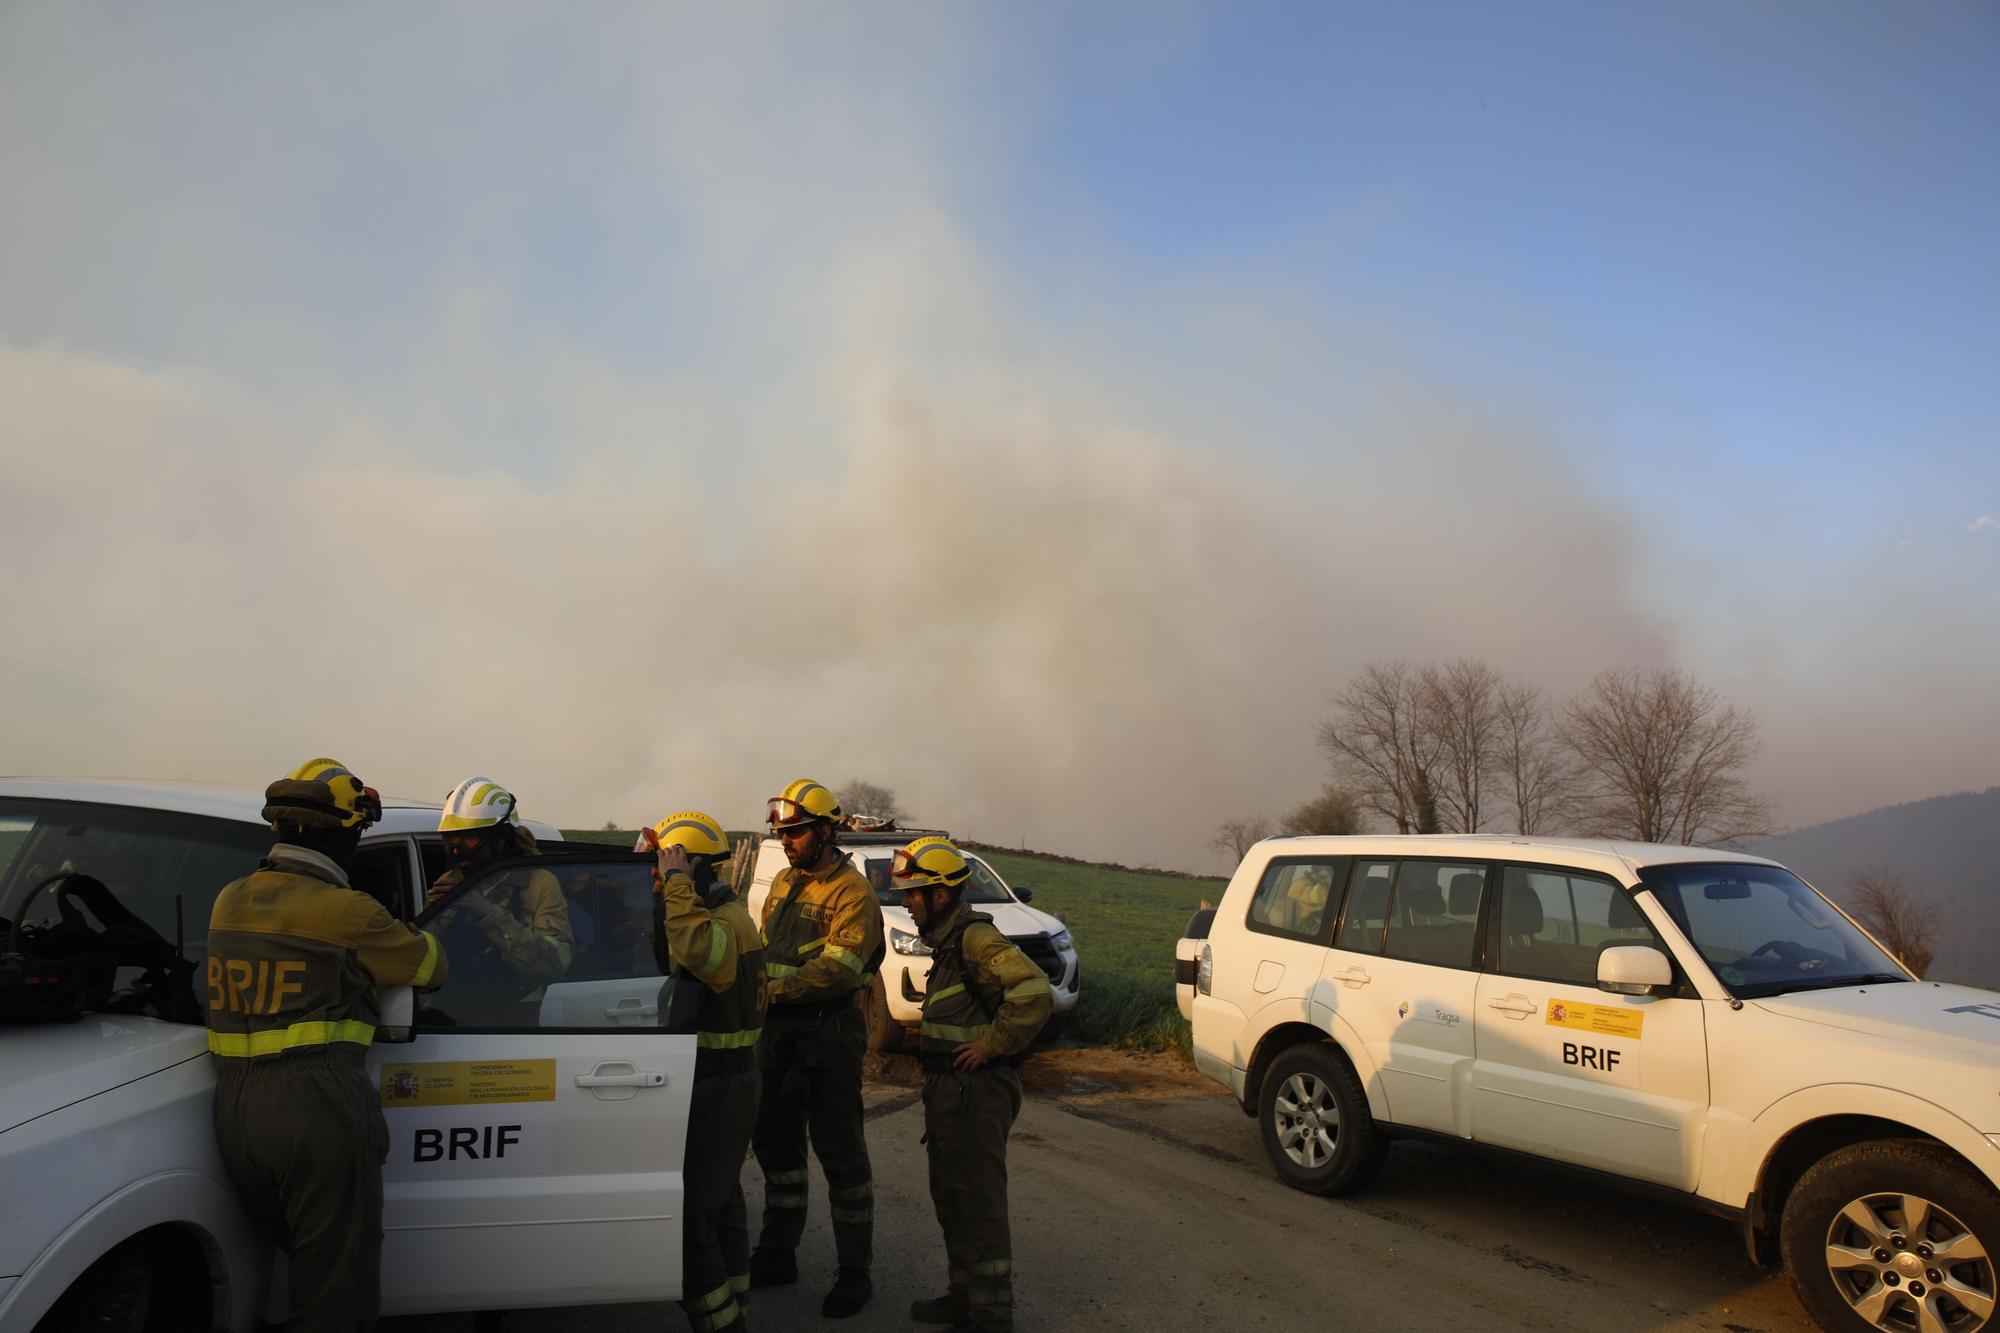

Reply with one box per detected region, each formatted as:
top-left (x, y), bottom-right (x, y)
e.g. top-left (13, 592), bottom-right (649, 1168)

top-left (439, 776), bottom-right (519, 833)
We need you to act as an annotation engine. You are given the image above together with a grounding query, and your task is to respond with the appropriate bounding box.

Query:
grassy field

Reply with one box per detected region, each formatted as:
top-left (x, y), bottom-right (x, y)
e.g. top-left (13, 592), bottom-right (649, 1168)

top-left (567, 829), bottom-right (1224, 1058)
top-left (976, 850), bottom-right (1221, 1056)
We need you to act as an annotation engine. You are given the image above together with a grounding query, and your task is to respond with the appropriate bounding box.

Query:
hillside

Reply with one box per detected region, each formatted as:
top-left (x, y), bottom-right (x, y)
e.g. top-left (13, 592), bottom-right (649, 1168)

top-left (1753, 785), bottom-right (2000, 990)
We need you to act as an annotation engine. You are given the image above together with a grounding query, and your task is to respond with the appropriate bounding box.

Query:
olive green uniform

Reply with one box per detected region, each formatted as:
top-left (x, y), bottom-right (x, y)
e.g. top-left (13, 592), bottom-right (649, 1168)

top-left (916, 903), bottom-right (1053, 1333)
top-left (751, 849), bottom-right (884, 1269)
top-left (207, 844), bottom-right (446, 1333)
top-left (659, 869), bottom-right (768, 1333)
top-left (427, 824), bottom-right (573, 1024)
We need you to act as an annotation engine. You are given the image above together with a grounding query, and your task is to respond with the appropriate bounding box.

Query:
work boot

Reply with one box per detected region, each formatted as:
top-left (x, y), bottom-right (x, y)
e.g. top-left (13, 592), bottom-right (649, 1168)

top-left (748, 1247), bottom-right (797, 1289)
top-left (910, 1292), bottom-right (969, 1324)
top-left (820, 1266), bottom-right (873, 1318)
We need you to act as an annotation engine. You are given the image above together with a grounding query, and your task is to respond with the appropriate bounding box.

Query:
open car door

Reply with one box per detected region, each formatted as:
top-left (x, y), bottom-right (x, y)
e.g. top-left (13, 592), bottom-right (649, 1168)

top-left (366, 852), bottom-right (696, 1316)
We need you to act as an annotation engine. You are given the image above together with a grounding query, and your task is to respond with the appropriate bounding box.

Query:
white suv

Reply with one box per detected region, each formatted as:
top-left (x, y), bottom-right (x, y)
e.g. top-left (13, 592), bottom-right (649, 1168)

top-left (1175, 835), bottom-right (2000, 1333)
top-left (1, 777), bottom-right (719, 1331)
top-left (745, 830), bottom-right (1079, 1050)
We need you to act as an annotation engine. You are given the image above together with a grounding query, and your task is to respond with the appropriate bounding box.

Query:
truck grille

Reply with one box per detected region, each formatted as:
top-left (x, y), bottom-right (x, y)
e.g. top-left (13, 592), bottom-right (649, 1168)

top-left (1009, 933), bottom-right (1067, 985)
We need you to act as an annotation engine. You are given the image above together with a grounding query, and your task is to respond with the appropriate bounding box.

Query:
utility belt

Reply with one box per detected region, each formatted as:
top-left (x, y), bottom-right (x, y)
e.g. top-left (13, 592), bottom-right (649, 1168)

top-left (919, 1050), bottom-right (1026, 1075)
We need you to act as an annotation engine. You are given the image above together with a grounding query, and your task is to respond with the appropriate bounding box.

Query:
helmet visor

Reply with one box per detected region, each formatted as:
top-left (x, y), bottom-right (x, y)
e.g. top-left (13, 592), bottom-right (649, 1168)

top-left (633, 826), bottom-right (661, 853)
top-left (358, 786), bottom-right (383, 830)
top-left (889, 848), bottom-right (925, 882)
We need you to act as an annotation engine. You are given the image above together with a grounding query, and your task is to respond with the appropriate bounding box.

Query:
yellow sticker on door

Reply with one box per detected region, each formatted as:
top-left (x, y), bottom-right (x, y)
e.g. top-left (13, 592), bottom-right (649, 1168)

top-left (380, 1059), bottom-right (557, 1107)
top-left (1544, 999), bottom-right (1644, 1040)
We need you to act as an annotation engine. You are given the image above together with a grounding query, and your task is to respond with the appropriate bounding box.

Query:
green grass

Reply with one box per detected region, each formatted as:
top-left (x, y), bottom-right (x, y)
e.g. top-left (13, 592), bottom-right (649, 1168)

top-left (976, 850), bottom-right (1221, 1058)
top-left (569, 829), bottom-right (1223, 1058)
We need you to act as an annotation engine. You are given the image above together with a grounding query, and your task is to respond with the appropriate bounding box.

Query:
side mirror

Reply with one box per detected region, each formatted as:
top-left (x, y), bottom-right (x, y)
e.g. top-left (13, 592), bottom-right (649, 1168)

top-left (1597, 945), bottom-right (1673, 997)
top-left (1013, 885), bottom-right (1034, 903)
top-left (376, 985), bottom-right (415, 1043)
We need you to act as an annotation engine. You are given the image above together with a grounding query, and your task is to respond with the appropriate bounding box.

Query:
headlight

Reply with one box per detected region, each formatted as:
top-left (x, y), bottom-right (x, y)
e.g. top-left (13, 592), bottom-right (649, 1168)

top-left (890, 927), bottom-right (931, 956)
top-left (1050, 930), bottom-right (1074, 954)
top-left (1197, 942), bottom-right (1213, 995)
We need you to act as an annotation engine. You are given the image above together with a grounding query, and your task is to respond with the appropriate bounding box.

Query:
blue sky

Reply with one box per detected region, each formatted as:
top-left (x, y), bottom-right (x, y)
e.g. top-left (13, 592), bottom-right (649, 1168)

top-left (2, 2), bottom-right (1995, 868)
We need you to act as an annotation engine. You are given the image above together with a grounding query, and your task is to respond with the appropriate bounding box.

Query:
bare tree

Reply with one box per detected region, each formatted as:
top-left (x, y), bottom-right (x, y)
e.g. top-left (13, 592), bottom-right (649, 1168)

top-left (1425, 659), bottom-right (1503, 833)
top-left (1493, 682), bottom-right (1575, 835)
top-left (1282, 786), bottom-right (1364, 836)
top-left (1845, 868), bottom-right (1939, 978)
top-left (1318, 662), bottom-right (1446, 834)
top-left (1561, 668), bottom-right (1774, 845)
top-left (835, 779), bottom-right (906, 822)
top-left (1210, 817), bottom-right (1275, 862)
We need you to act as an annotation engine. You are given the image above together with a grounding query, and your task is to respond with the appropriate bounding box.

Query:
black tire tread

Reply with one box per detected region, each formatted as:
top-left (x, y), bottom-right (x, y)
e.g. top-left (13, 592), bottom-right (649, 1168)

top-left (1258, 1040), bottom-right (1387, 1197)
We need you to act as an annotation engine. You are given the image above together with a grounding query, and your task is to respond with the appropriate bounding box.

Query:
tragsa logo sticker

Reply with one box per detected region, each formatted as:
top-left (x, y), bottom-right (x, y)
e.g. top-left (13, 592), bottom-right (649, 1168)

top-left (1397, 1001), bottom-right (1410, 1020)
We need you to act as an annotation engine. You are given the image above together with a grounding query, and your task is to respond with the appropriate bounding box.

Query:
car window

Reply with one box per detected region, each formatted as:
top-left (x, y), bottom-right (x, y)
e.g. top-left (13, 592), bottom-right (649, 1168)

top-left (1335, 859), bottom-right (1397, 955)
top-left (1639, 861), bottom-right (1904, 998)
top-left (1495, 867), bottom-right (1653, 985)
top-left (1247, 858), bottom-right (1348, 942)
top-left (0, 797), bottom-right (271, 1024)
top-left (418, 837), bottom-right (449, 895)
top-left (415, 857), bottom-right (676, 1031)
top-left (350, 841), bottom-right (414, 918)
top-left (1381, 861), bottom-right (1486, 968)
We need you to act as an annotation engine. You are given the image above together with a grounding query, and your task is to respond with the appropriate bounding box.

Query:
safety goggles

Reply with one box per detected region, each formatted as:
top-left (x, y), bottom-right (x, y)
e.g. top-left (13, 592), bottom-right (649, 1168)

top-left (767, 797), bottom-right (822, 827)
top-left (358, 786), bottom-right (383, 830)
top-left (889, 848), bottom-right (929, 882)
top-left (633, 826), bottom-right (661, 853)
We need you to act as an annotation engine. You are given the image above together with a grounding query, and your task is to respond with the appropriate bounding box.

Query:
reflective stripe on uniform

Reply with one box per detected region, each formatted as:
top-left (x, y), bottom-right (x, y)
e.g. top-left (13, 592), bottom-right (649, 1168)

top-left (926, 982), bottom-right (966, 1004)
top-left (1004, 976), bottom-right (1051, 1001)
top-left (695, 922), bottom-right (729, 977)
top-left (829, 1180), bottom-right (874, 1225)
top-left (970, 1258), bottom-right (1012, 1277)
top-left (411, 930), bottom-right (442, 986)
top-left (207, 1018), bottom-right (375, 1057)
top-left (822, 944), bottom-right (865, 974)
top-left (765, 961), bottom-right (800, 979)
top-left (921, 1020), bottom-right (991, 1043)
top-left (688, 1280), bottom-right (733, 1314)
top-left (765, 1167), bottom-right (808, 1208)
top-left (696, 1027), bottom-right (761, 1049)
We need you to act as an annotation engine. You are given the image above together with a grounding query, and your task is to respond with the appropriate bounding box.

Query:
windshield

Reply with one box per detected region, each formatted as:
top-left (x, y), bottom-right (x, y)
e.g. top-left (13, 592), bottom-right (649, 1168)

top-left (1637, 861), bottom-right (1907, 998)
top-left (857, 852), bottom-right (1015, 906)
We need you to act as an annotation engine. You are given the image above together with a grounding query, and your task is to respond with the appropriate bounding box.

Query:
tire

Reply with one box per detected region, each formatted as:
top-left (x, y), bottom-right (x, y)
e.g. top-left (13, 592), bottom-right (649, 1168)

top-left (860, 973), bottom-right (901, 1053)
top-left (1780, 1139), bottom-right (2000, 1333)
top-left (35, 1240), bottom-right (154, 1333)
top-left (1257, 1041), bottom-right (1387, 1196)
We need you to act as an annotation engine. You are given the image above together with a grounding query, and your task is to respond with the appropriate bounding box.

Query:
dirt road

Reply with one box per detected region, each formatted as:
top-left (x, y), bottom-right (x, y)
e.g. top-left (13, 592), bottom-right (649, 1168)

top-left (388, 1048), bottom-right (1818, 1332)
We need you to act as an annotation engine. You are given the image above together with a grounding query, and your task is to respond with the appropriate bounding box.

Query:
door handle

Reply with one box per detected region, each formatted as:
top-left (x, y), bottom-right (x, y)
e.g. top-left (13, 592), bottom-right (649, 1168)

top-left (1488, 994), bottom-right (1537, 1018)
top-left (575, 1066), bottom-right (666, 1089)
top-left (603, 997), bottom-right (660, 1021)
top-left (1332, 967), bottom-right (1371, 987)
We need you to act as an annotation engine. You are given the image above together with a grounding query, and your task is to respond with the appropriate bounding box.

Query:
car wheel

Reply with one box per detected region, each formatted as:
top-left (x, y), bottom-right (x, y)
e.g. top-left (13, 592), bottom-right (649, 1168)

top-left (860, 973), bottom-right (901, 1053)
top-left (1258, 1041), bottom-right (1386, 1196)
top-left (35, 1239), bottom-right (155, 1333)
top-left (1781, 1139), bottom-right (2000, 1333)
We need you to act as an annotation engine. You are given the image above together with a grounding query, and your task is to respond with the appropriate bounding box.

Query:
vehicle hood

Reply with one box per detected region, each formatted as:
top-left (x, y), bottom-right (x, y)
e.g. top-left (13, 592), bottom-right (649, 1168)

top-left (1752, 982), bottom-right (2000, 1062)
top-left (0, 1015), bottom-right (209, 1135)
top-left (881, 900), bottom-right (1070, 942)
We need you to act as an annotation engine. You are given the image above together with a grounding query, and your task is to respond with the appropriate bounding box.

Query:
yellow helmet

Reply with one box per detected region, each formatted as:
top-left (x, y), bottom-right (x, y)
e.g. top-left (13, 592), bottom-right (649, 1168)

top-left (890, 835), bottom-right (970, 890)
top-left (439, 776), bottom-right (519, 832)
top-left (263, 758), bottom-right (382, 832)
top-left (635, 811), bottom-right (731, 859)
top-left (766, 779), bottom-right (841, 830)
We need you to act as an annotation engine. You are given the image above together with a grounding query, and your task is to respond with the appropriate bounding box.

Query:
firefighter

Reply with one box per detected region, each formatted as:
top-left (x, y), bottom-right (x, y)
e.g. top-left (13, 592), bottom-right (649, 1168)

top-left (748, 779), bottom-right (884, 1318)
top-left (641, 811), bottom-right (768, 1333)
top-left (207, 759), bottom-right (447, 1333)
top-left (892, 836), bottom-right (1052, 1333)
top-left (423, 776), bottom-right (572, 1018)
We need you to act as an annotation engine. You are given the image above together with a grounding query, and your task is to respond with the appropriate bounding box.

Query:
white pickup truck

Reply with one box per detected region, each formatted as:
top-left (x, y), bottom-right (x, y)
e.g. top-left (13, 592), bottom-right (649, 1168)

top-left (0, 778), bottom-right (712, 1331)
top-left (1175, 834), bottom-right (2000, 1333)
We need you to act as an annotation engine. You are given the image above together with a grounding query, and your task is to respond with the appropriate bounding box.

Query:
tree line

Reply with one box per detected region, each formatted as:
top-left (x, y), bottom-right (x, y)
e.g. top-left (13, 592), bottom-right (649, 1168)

top-left (1212, 660), bottom-right (1775, 859)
